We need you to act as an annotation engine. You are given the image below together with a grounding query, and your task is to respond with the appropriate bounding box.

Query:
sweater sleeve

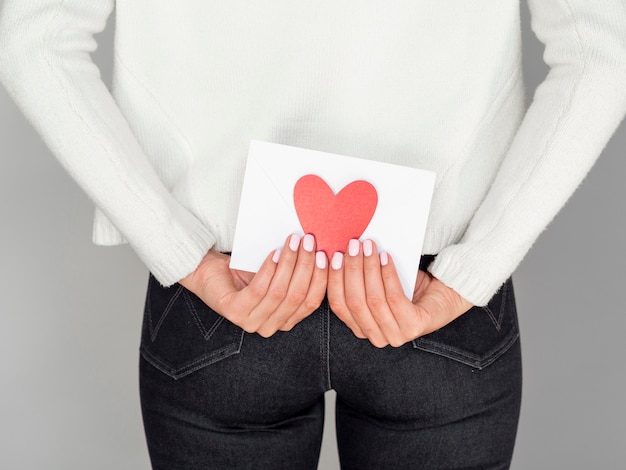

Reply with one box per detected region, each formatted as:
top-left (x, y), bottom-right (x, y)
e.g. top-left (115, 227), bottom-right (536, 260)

top-left (429, 0), bottom-right (626, 306)
top-left (0, 0), bottom-right (215, 286)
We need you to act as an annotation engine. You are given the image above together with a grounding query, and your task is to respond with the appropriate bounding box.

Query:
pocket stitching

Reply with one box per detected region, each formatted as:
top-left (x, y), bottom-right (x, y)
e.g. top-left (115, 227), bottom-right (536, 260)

top-left (147, 283), bottom-right (185, 342)
top-left (182, 289), bottom-right (225, 340)
top-left (140, 330), bottom-right (245, 380)
top-left (411, 279), bottom-right (518, 370)
top-left (141, 277), bottom-right (246, 380)
top-left (412, 323), bottom-right (519, 370)
top-left (481, 305), bottom-right (500, 331)
top-left (480, 282), bottom-right (508, 331)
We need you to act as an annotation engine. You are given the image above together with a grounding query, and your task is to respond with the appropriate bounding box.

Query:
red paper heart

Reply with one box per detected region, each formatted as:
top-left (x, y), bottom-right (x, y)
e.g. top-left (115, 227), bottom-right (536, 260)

top-left (293, 174), bottom-right (378, 256)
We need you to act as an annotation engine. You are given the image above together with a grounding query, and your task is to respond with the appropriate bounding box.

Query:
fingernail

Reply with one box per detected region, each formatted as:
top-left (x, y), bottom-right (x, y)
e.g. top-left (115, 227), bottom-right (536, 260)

top-left (379, 251), bottom-right (388, 266)
top-left (348, 239), bottom-right (359, 257)
top-left (363, 239), bottom-right (373, 257)
top-left (289, 234), bottom-right (301, 251)
top-left (331, 252), bottom-right (344, 270)
top-left (272, 249), bottom-right (282, 263)
top-left (316, 251), bottom-right (327, 269)
top-left (303, 234), bottom-right (315, 252)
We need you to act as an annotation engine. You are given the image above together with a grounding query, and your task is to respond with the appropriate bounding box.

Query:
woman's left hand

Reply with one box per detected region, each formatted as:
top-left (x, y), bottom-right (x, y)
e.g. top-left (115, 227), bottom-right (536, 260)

top-left (327, 239), bottom-right (473, 348)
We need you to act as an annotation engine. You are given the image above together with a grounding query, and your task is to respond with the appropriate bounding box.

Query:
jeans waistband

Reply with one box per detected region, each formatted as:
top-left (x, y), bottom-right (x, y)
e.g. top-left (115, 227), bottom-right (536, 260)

top-left (419, 254), bottom-right (436, 272)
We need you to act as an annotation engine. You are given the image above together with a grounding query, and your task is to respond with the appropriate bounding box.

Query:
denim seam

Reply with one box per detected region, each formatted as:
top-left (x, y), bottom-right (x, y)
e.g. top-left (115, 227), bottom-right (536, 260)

top-left (319, 303), bottom-right (332, 391)
top-left (412, 324), bottom-right (519, 370)
top-left (182, 289), bottom-right (225, 340)
top-left (481, 305), bottom-right (500, 331)
top-left (325, 303), bottom-right (332, 391)
top-left (480, 282), bottom-right (508, 331)
top-left (497, 284), bottom-right (508, 329)
top-left (148, 284), bottom-right (185, 342)
top-left (140, 330), bottom-right (244, 380)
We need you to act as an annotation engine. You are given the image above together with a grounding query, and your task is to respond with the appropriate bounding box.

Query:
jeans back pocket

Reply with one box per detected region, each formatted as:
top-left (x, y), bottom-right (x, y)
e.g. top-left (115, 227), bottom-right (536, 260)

top-left (412, 278), bottom-right (519, 370)
top-left (139, 274), bottom-right (245, 380)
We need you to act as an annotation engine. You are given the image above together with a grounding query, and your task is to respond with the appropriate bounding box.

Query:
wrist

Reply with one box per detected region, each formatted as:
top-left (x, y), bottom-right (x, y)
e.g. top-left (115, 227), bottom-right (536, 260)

top-left (179, 249), bottom-right (218, 288)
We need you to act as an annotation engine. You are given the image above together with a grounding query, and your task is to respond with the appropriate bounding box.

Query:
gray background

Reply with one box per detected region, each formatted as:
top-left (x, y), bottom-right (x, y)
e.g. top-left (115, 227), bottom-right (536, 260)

top-left (1, 2), bottom-right (624, 469)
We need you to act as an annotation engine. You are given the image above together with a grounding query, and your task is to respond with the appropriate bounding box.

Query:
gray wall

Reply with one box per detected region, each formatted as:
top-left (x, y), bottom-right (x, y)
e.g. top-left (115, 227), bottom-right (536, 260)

top-left (1, 2), bottom-right (624, 469)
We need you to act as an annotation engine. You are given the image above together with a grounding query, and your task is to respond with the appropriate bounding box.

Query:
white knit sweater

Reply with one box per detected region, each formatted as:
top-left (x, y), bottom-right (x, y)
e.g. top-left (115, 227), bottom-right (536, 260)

top-left (1, 0), bottom-right (625, 306)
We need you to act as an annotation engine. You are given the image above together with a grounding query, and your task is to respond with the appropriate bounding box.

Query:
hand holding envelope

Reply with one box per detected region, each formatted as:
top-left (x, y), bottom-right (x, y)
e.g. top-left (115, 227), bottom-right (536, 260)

top-left (326, 239), bottom-right (473, 348)
top-left (182, 140), bottom-right (472, 346)
top-left (179, 233), bottom-right (328, 338)
top-left (230, 140), bottom-right (436, 299)
top-left (180, 234), bottom-right (472, 347)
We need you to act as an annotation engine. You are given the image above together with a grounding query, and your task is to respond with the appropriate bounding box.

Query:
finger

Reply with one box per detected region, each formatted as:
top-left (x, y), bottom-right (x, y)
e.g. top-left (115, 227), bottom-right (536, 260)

top-left (219, 248), bottom-right (279, 321)
top-left (246, 233), bottom-right (303, 332)
top-left (257, 233), bottom-right (318, 335)
top-left (411, 269), bottom-right (433, 302)
top-left (327, 250), bottom-right (366, 339)
top-left (362, 240), bottom-right (404, 346)
top-left (343, 239), bottom-right (388, 347)
top-left (412, 277), bottom-right (473, 336)
top-left (379, 251), bottom-right (426, 341)
top-left (279, 250), bottom-right (329, 331)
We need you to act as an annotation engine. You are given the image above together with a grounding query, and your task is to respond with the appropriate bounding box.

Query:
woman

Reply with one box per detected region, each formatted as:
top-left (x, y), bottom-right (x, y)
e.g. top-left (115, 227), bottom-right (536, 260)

top-left (1, 1), bottom-right (625, 468)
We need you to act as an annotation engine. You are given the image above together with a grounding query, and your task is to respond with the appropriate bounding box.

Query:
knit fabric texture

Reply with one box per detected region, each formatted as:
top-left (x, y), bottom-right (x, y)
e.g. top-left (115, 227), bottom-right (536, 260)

top-left (1, 0), bottom-right (625, 305)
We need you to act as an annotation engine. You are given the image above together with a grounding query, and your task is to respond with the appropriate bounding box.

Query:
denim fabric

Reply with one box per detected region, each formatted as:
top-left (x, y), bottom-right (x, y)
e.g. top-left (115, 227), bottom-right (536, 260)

top-left (139, 257), bottom-right (522, 469)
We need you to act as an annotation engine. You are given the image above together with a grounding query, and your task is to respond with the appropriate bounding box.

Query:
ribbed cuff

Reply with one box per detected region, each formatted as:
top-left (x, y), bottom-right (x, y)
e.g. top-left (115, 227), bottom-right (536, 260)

top-left (427, 247), bottom-right (508, 307)
top-left (92, 205), bottom-right (216, 287)
top-left (148, 218), bottom-right (216, 287)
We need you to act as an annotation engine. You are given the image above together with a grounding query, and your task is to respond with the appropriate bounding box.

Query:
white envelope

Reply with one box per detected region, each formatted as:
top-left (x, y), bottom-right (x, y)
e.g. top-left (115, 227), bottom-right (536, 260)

top-left (230, 140), bottom-right (436, 299)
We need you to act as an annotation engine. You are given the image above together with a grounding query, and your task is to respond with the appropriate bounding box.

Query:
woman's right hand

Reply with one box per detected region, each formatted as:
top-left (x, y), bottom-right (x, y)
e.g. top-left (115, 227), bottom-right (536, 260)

top-left (179, 234), bottom-right (328, 337)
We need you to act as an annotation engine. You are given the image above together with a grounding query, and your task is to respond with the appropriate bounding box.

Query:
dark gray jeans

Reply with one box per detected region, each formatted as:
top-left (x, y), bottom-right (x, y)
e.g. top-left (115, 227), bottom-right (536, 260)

top-left (139, 257), bottom-right (522, 469)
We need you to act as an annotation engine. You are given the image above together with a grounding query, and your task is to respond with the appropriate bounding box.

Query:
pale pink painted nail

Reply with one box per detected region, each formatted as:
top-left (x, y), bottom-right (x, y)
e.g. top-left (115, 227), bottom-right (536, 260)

top-left (303, 234), bottom-right (315, 252)
top-left (316, 251), bottom-right (327, 269)
top-left (272, 249), bottom-right (282, 263)
top-left (348, 239), bottom-right (359, 256)
top-left (379, 251), bottom-right (389, 266)
top-left (363, 239), bottom-right (373, 257)
top-left (288, 233), bottom-right (301, 251)
top-left (331, 252), bottom-right (344, 270)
